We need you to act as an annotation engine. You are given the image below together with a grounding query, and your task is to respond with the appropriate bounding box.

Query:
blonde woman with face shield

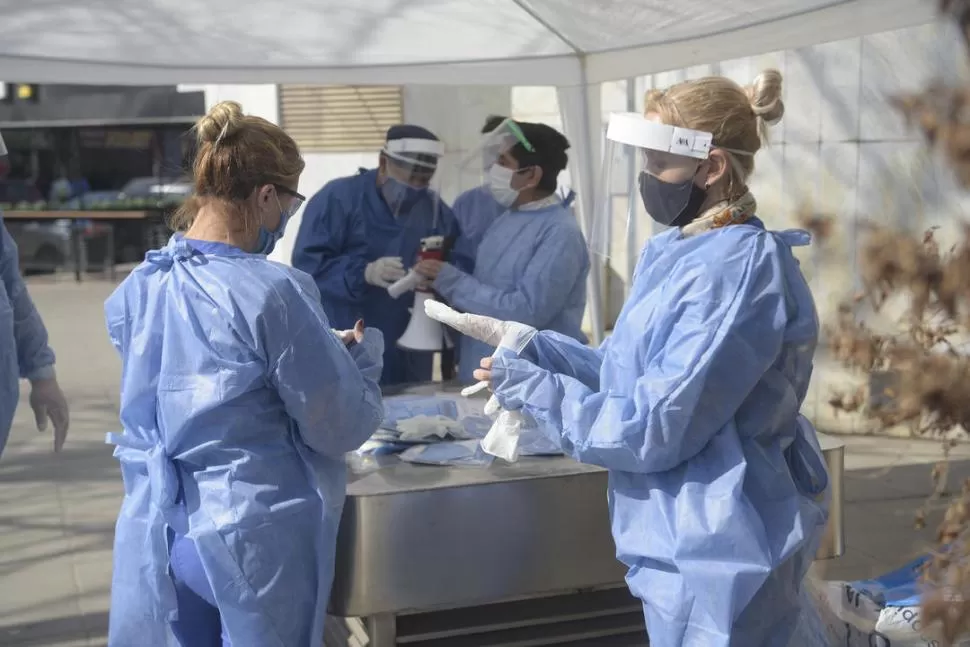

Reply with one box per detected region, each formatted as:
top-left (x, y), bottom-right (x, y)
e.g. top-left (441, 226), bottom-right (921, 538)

top-left (428, 71), bottom-right (830, 646)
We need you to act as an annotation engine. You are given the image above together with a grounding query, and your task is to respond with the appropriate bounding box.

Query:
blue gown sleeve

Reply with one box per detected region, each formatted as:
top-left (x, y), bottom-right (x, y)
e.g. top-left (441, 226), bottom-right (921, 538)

top-left (448, 194), bottom-right (477, 274)
top-left (441, 203), bottom-right (475, 274)
top-left (433, 225), bottom-right (588, 329)
top-left (491, 239), bottom-right (787, 474)
top-left (291, 184), bottom-right (369, 305)
top-left (0, 215), bottom-right (55, 380)
top-left (523, 331), bottom-right (602, 391)
top-left (263, 278), bottom-right (384, 459)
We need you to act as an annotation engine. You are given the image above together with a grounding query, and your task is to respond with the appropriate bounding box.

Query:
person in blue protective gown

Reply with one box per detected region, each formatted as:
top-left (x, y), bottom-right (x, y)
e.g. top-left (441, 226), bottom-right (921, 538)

top-left (0, 131), bottom-right (69, 456)
top-left (449, 115), bottom-right (509, 271)
top-left (292, 125), bottom-right (464, 386)
top-left (104, 101), bottom-right (384, 647)
top-left (430, 70), bottom-right (830, 647)
top-left (415, 120), bottom-right (589, 385)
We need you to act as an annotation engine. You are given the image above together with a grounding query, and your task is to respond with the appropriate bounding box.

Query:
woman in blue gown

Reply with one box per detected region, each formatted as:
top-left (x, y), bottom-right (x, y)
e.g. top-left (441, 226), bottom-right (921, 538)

top-left (431, 70), bottom-right (830, 647)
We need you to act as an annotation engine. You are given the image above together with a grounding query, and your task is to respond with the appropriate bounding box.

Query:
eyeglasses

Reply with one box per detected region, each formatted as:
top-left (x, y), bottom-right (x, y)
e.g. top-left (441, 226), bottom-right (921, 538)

top-left (274, 184), bottom-right (305, 211)
top-left (274, 184), bottom-right (305, 204)
top-left (273, 184), bottom-right (306, 217)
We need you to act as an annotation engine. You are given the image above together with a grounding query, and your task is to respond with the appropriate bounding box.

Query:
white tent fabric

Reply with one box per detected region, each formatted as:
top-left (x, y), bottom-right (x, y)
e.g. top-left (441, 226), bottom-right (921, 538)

top-left (0, 0), bottom-right (936, 342)
top-left (0, 0), bottom-right (934, 86)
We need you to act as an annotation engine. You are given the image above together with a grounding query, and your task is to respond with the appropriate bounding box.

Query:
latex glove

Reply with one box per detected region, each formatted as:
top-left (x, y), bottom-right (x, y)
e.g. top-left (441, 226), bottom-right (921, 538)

top-left (333, 319), bottom-right (365, 346)
top-left (481, 410), bottom-right (525, 462)
top-left (425, 300), bottom-right (537, 463)
top-left (365, 257), bottom-right (407, 288)
top-left (29, 376), bottom-right (69, 452)
top-left (387, 270), bottom-right (423, 299)
top-left (424, 300), bottom-right (536, 353)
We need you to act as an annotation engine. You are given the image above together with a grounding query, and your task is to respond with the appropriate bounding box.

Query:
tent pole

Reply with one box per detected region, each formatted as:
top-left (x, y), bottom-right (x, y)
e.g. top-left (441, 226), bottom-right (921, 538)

top-left (625, 77), bottom-right (639, 295)
top-left (577, 58), bottom-right (606, 346)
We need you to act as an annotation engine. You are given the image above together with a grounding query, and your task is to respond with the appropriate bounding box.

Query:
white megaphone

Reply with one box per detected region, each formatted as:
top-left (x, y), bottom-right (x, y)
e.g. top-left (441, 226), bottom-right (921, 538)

top-left (396, 235), bottom-right (454, 352)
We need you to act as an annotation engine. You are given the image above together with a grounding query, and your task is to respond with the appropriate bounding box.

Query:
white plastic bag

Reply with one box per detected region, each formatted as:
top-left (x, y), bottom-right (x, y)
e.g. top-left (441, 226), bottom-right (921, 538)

top-left (800, 574), bottom-right (959, 646)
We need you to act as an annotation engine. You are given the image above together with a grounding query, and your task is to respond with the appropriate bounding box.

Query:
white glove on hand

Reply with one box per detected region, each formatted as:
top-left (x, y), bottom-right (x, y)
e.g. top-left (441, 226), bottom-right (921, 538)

top-left (29, 376), bottom-right (69, 452)
top-left (425, 300), bottom-right (537, 463)
top-left (387, 270), bottom-right (423, 299)
top-left (424, 300), bottom-right (536, 353)
top-left (365, 257), bottom-right (407, 288)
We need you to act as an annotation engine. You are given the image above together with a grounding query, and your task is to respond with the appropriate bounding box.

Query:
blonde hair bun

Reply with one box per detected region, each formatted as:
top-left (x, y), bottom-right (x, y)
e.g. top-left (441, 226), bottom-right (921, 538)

top-left (746, 69), bottom-right (785, 127)
top-left (196, 101), bottom-right (246, 146)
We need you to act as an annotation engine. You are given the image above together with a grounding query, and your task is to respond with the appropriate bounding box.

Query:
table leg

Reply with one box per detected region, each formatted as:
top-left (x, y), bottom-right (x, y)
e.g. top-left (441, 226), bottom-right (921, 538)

top-left (365, 614), bottom-right (396, 647)
top-left (71, 225), bottom-right (82, 283)
top-left (104, 225), bottom-right (116, 281)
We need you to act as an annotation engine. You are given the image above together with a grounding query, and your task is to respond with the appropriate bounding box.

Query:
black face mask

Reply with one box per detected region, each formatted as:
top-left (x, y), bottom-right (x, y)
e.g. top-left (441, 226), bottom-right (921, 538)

top-left (638, 171), bottom-right (708, 228)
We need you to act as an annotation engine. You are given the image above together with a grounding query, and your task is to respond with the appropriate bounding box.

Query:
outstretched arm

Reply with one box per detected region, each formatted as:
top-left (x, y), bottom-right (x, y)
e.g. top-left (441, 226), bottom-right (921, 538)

top-left (490, 245), bottom-right (787, 473)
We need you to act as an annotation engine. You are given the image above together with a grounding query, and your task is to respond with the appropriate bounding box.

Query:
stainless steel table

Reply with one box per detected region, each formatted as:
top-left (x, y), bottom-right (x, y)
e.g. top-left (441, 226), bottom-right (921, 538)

top-left (323, 385), bottom-right (845, 647)
top-left (326, 454), bottom-right (647, 646)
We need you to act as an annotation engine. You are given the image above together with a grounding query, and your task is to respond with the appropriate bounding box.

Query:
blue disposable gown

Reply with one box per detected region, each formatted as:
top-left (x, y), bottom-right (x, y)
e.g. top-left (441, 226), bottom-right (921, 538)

top-left (292, 168), bottom-right (463, 385)
top-left (489, 220), bottom-right (830, 647)
top-left (433, 200), bottom-right (590, 385)
top-left (104, 235), bottom-right (384, 647)
top-left (0, 213), bottom-right (55, 455)
top-left (450, 185), bottom-right (506, 271)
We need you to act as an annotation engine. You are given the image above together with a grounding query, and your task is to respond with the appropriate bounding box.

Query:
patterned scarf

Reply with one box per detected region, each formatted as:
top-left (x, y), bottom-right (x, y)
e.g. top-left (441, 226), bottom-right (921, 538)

top-left (681, 190), bottom-right (758, 238)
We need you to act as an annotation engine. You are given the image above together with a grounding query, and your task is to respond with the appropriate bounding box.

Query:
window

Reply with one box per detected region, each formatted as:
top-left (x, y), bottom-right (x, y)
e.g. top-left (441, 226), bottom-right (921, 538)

top-left (280, 85), bottom-right (403, 153)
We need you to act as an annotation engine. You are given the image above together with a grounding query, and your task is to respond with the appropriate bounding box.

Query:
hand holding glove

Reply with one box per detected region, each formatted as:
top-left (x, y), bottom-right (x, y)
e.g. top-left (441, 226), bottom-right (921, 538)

top-left (364, 256), bottom-right (407, 288)
top-left (29, 376), bottom-right (69, 452)
top-left (424, 300), bottom-right (536, 353)
top-left (424, 300), bottom-right (537, 462)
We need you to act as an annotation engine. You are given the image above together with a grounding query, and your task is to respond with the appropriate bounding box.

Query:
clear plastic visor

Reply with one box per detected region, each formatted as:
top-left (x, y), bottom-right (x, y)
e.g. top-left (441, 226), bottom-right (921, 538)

top-left (590, 112), bottom-right (712, 261)
top-left (459, 118), bottom-right (535, 177)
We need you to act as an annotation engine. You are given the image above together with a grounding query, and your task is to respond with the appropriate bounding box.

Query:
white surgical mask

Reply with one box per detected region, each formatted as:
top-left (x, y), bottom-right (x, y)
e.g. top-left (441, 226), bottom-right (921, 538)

top-left (487, 164), bottom-right (520, 207)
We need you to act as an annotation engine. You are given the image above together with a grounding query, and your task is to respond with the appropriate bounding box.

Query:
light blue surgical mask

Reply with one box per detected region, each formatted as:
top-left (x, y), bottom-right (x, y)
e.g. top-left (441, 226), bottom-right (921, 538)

top-left (254, 193), bottom-right (297, 255)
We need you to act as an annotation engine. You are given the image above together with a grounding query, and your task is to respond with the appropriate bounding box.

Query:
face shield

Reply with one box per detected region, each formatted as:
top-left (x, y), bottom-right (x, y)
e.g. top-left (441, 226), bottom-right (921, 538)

top-left (591, 112), bottom-right (712, 260)
top-left (380, 137), bottom-right (446, 222)
top-left (458, 119), bottom-right (542, 208)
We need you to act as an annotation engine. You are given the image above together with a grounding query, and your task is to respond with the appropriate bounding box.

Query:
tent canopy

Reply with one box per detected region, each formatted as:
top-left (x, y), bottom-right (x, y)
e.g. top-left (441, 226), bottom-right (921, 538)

top-left (1, 0), bottom-right (934, 86)
top-left (0, 0), bottom-right (937, 343)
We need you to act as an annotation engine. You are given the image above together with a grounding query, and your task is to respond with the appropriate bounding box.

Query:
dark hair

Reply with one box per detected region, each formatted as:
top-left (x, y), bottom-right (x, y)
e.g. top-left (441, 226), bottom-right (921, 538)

top-left (508, 122), bottom-right (570, 193)
top-left (482, 115), bottom-right (507, 134)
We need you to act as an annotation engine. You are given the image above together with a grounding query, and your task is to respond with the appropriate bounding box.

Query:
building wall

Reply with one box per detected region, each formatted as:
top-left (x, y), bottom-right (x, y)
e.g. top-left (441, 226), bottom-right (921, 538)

top-left (511, 19), bottom-right (970, 430)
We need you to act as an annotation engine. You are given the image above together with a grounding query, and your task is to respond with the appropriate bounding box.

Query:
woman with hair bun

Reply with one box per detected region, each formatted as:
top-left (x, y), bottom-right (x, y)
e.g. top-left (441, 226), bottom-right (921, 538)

top-left (104, 101), bottom-right (384, 647)
top-left (431, 70), bottom-right (829, 646)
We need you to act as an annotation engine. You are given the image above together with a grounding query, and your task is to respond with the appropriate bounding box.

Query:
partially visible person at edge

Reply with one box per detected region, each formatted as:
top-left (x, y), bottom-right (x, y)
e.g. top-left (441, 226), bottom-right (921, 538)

top-left (291, 125), bottom-right (467, 386)
top-left (451, 70), bottom-right (830, 647)
top-left (104, 101), bottom-right (384, 647)
top-left (415, 120), bottom-right (589, 386)
top-left (0, 131), bottom-right (69, 457)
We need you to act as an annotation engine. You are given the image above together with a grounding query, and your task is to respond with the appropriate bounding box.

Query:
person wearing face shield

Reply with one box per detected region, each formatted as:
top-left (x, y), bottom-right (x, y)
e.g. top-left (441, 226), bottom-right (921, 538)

top-left (449, 115), bottom-right (509, 271)
top-left (292, 124), bottom-right (462, 386)
top-left (0, 131), bottom-right (70, 457)
top-left (104, 102), bottom-right (384, 647)
top-left (427, 71), bottom-right (830, 647)
top-left (414, 119), bottom-right (589, 386)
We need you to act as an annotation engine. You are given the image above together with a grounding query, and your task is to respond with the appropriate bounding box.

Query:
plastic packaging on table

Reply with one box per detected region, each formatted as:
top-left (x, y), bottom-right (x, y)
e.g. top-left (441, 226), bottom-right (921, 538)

top-left (382, 395), bottom-right (461, 429)
top-left (398, 440), bottom-right (495, 467)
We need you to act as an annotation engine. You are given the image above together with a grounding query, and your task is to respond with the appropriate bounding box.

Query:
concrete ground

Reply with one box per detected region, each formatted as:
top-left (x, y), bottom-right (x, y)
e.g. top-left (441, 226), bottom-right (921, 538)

top-left (0, 274), bottom-right (968, 646)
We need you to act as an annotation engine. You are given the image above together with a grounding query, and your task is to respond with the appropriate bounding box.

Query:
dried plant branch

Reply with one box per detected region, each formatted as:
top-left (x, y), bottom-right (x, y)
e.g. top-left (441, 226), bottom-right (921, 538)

top-left (824, 5), bottom-right (970, 641)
